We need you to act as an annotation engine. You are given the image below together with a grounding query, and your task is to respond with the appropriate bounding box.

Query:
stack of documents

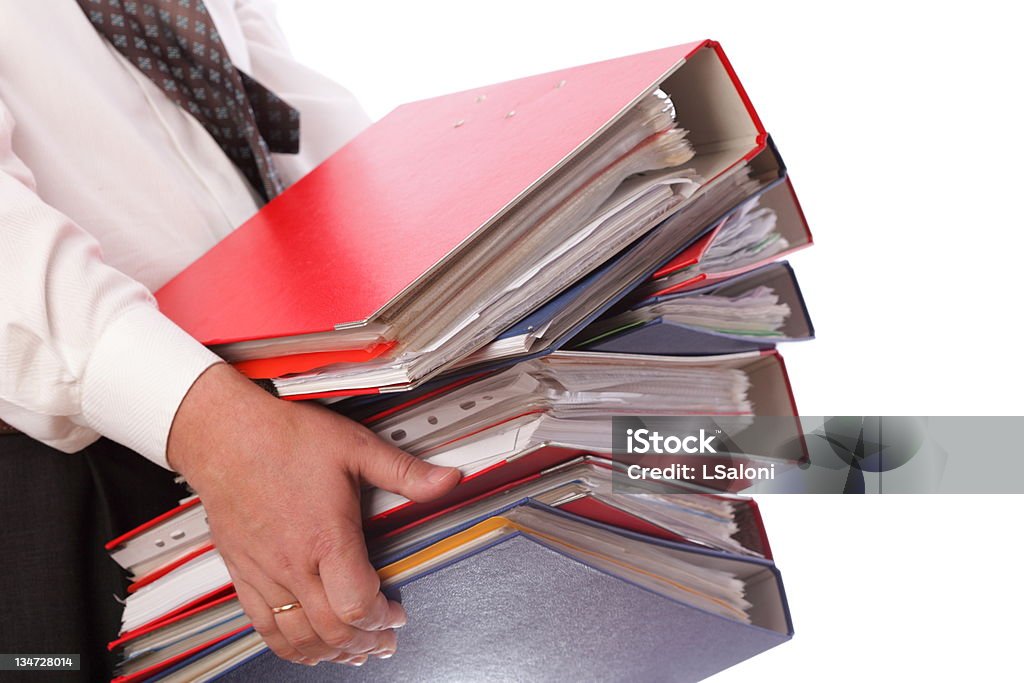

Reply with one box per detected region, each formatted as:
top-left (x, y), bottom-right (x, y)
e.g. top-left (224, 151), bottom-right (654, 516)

top-left (109, 39), bottom-right (812, 682)
top-left (106, 458), bottom-right (792, 683)
top-left (155, 40), bottom-right (809, 398)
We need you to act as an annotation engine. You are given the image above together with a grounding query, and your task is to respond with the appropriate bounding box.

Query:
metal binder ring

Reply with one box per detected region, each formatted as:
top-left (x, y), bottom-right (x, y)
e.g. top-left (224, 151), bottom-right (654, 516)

top-left (271, 601), bottom-right (302, 614)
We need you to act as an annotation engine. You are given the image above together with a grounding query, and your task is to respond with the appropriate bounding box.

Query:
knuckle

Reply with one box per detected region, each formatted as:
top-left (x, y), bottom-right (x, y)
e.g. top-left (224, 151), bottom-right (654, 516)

top-left (378, 630), bottom-right (397, 650)
top-left (391, 452), bottom-right (416, 482)
top-left (339, 604), bottom-right (372, 625)
top-left (339, 592), bottom-right (382, 626)
top-left (323, 628), bottom-right (356, 651)
top-left (269, 547), bottom-right (300, 576)
top-left (291, 631), bottom-right (321, 651)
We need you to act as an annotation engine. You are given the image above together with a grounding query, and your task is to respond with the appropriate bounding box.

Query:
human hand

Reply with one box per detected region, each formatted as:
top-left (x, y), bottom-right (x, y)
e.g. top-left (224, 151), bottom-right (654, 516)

top-left (167, 363), bottom-right (460, 666)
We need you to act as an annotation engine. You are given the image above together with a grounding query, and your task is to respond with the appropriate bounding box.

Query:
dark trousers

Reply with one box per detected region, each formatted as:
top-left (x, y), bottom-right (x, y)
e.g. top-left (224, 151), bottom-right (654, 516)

top-left (0, 436), bottom-right (186, 682)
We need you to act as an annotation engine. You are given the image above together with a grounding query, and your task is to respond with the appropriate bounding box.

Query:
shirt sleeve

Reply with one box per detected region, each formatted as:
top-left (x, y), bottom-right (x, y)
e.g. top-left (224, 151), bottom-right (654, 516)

top-left (0, 99), bottom-right (223, 468)
top-left (232, 0), bottom-right (372, 184)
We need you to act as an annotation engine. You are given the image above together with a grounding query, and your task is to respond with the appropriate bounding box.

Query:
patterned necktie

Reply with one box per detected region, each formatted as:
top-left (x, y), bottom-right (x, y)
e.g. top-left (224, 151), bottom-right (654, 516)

top-left (77, 0), bottom-right (300, 201)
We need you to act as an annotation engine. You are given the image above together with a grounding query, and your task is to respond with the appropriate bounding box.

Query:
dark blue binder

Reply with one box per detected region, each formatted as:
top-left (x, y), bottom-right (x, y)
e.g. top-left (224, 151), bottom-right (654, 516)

top-left (575, 261), bottom-right (814, 356)
top-left (212, 503), bottom-right (792, 683)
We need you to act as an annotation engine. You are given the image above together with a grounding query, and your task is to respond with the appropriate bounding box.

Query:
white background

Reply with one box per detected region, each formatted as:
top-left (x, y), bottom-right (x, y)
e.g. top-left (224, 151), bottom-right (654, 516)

top-left (276, 2), bottom-right (1024, 680)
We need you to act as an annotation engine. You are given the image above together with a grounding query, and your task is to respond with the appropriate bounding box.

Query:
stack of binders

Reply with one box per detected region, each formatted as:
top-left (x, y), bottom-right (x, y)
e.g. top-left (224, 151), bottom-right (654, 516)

top-left (107, 40), bottom-right (811, 682)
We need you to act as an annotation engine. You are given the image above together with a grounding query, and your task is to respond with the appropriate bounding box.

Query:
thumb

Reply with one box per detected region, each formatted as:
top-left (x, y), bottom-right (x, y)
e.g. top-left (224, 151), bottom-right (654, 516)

top-left (357, 442), bottom-right (461, 503)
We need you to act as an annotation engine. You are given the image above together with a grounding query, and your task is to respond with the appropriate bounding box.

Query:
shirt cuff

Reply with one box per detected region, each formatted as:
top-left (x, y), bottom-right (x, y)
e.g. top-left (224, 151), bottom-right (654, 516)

top-left (80, 305), bottom-right (223, 469)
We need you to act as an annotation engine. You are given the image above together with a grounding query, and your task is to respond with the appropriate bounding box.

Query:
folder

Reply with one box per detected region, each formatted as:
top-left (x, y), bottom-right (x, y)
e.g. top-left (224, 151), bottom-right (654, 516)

top-left (574, 261), bottom-right (814, 356)
top-left (106, 498), bottom-right (207, 583)
top-left (132, 504), bottom-right (792, 683)
top-left (139, 628), bottom-right (259, 683)
top-left (155, 40), bottom-right (769, 398)
top-left (112, 462), bottom-right (775, 639)
top-left (106, 350), bottom-right (798, 591)
top-left (109, 478), bottom-right (787, 683)
top-left (368, 456), bottom-right (776, 565)
top-left (109, 594), bottom-right (249, 683)
top-left (353, 349), bottom-right (802, 535)
top-left (114, 451), bottom-right (770, 603)
top-left (642, 174), bottom-right (812, 297)
top-left (102, 339), bottom-right (802, 679)
top-left (443, 138), bottom-right (805, 374)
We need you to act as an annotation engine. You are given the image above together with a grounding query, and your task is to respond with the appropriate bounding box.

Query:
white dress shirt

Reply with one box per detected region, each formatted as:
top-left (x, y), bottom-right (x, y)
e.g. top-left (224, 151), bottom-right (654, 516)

top-left (0, 1), bottom-right (370, 466)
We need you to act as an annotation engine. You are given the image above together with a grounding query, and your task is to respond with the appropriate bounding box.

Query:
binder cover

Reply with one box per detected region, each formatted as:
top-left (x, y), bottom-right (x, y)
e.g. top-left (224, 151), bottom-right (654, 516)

top-left (155, 40), bottom-right (765, 356)
top-left (214, 523), bottom-right (792, 682)
top-left (649, 176), bottom-right (812, 295)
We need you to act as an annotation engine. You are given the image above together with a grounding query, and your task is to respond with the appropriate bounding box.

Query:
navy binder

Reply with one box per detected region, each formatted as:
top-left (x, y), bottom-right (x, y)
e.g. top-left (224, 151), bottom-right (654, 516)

top-left (574, 261), bottom-right (814, 356)
top-left (214, 504), bottom-right (793, 683)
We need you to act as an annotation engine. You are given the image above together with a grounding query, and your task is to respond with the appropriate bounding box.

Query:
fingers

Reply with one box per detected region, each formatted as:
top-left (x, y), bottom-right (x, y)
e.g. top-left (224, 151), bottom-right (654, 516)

top-left (204, 414), bottom-right (442, 666)
top-left (284, 569), bottom-right (399, 656)
top-left (232, 577), bottom-right (308, 664)
top-left (315, 525), bottom-right (408, 641)
top-left (232, 561), bottom-right (396, 664)
top-left (352, 433), bottom-right (461, 503)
